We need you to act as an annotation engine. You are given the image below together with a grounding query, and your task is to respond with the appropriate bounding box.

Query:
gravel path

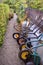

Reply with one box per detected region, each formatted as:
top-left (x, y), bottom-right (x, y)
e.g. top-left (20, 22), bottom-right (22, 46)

top-left (0, 13), bottom-right (24, 65)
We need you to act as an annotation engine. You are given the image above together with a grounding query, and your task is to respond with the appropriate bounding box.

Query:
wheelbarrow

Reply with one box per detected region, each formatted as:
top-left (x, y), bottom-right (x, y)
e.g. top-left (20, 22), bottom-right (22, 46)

top-left (12, 21), bottom-right (42, 45)
top-left (26, 44), bottom-right (43, 65)
top-left (28, 19), bottom-right (43, 37)
top-left (19, 33), bottom-right (43, 65)
top-left (19, 41), bottom-right (43, 65)
top-left (13, 19), bottom-right (43, 45)
top-left (17, 31), bottom-right (43, 46)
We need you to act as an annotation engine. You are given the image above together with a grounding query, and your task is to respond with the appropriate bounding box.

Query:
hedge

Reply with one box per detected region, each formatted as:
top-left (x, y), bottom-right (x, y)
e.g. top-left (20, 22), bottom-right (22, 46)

top-left (0, 3), bottom-right (10, 46)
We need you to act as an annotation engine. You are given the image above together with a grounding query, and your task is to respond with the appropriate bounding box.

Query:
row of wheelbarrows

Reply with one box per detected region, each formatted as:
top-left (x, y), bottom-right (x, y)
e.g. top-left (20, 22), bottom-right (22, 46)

top-left (13, 20), bottom-right (43, 65)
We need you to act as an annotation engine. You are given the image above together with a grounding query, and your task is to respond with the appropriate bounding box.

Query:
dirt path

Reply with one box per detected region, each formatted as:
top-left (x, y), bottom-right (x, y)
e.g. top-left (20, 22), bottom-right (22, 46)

top-left (0, 13), bottom-right (24, 65)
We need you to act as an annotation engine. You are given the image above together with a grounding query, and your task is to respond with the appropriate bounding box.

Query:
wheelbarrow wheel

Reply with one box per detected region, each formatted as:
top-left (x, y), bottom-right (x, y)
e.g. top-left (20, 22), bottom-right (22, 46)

top-left (17, 37), bottom-right (26, 45)
top-left (20, 44), bottom-right (26, 50)
top-left (26, 62), bottom-right (35, 65)
top-left (13, 33), bottom-right (20, 40)
top-left (19, 49), bottom-right (31, 61)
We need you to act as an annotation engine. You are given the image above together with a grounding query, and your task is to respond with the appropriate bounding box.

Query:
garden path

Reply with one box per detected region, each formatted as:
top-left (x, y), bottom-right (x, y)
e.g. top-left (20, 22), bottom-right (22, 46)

top-left (0, 13), bottom-right (25, 65)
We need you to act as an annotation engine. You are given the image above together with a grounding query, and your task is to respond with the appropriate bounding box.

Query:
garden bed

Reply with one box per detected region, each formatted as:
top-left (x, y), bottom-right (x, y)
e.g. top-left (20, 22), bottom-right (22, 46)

top-left (0, 4), bottom-right (10, 46)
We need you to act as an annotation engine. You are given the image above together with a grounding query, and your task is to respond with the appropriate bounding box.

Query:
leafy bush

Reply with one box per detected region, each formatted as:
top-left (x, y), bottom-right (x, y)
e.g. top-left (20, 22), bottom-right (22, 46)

top-left (3, 0), bottom-right (27, 21)
top-left (8, 9), bottom-right (14, 20)
top-left (0, 3), bottom-right (10, 46)
top-left (3, 0), bottom-right (16, 11)
top-left (3, 0), bottom-right (43, 22)
top-left (27, 0), bottom-right (43, 11)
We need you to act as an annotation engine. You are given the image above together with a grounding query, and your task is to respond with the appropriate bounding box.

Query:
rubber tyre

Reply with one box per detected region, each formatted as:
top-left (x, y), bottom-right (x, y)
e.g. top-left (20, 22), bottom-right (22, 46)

top-left (17, 37), bottom-right (26, 45)
top-left (19, 49), bottom-right (31, 61)
top-left (26, 62), bottom-right (35, 65)
top-left (13, 33), bottom-right (20, 40)
top-left (20, 44), bottom-right (26, 50)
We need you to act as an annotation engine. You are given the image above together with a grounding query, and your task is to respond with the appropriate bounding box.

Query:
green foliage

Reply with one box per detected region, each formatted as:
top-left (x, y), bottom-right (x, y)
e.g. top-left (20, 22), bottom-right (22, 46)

top-left (3, 0), bottom-right (16, 11)
top-left (0, 3), bottom-right (10, 46)
top-left (17, 18), bottom-right (20, 23)
top-left (13, 0), bottom-right (27, 20)
top-left (27, 0), bottom-right (43, 11)
top-left (3, 0), bottom-right (27, 20)
top-left (3, 0), bottom-right (43, 22)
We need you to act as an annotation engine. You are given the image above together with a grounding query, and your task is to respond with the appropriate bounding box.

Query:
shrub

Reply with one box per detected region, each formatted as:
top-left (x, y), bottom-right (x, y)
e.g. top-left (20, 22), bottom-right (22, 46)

top-left (8, 9), bottom-right (14, 20)
top-left (3, 0), bottom-right (27, 21)
top-left (0, 3), bottom-right (10, 46)
top-left (27, 0), bottom-right (43, 11)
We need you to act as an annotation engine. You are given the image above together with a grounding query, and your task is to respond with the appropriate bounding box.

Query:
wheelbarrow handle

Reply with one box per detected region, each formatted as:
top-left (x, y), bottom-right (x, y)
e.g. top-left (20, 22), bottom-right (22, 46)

top-left (26, 34), bottom-right (43, 43)
top-left (26, 43), bottom-right (43, 51)
top-left (31, 44), bottom-right (43, 49)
